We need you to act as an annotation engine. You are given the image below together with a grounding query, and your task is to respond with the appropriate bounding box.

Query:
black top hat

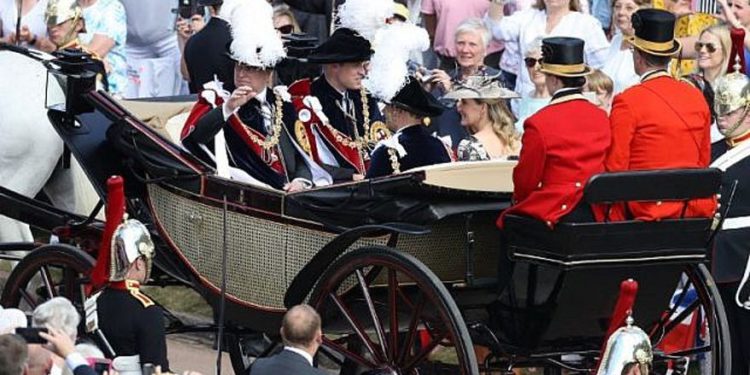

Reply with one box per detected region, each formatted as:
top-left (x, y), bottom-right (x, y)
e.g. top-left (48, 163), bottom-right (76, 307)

top-left (629, 9), bottom-right (681, 56)
top-left (539, 37), bottom-right (592, 77)
top-left (389, 77), bottom-right (446, 118)
top-left (306, 28), bottom-right (373, 64)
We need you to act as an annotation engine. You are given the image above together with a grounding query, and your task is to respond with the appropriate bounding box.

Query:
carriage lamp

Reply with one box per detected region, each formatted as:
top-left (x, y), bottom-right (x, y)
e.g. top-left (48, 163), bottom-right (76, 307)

top-left (45, 49), bottom-right (96, 126)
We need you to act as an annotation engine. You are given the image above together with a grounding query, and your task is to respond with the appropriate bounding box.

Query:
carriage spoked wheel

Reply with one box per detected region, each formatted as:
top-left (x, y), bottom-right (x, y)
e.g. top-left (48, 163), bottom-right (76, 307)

top-left (0, 244), bottom-right (94, 314)
top-left (648, 264), bottom-right (731, 375)
top-left (310, 246), bottom-right (479, 375)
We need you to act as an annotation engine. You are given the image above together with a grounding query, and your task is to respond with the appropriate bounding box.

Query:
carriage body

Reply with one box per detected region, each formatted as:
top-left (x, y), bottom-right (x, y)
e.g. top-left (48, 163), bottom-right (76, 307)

top-left (0, 47), bottom-right (731, 374)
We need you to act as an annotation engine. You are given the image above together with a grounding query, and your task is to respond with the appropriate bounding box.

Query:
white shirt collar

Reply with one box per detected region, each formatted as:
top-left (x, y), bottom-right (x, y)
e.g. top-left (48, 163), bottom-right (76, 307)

top-left (256, 88), bottom-right (268, 104)
top-left (284, 346), bottom-right (314, 366)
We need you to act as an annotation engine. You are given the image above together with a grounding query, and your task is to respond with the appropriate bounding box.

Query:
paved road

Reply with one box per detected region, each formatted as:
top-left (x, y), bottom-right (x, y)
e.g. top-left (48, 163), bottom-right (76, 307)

top-left (167, 334), bottom-right (235, 374)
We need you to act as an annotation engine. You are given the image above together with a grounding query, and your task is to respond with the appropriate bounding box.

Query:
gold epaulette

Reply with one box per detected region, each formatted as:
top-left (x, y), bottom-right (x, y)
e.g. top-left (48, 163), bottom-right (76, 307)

top-left (125, 279), bottom-right (154, 308)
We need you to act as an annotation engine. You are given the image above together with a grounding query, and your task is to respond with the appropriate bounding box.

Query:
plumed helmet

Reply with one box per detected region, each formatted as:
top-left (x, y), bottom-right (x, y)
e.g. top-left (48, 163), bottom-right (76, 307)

top-left (714, 71), bottom-right (750, 118)
top-left (110, 219), bottom-right (155, 282)
top-left (45, 0), bottom-right (83, 28)
top-left (596, 316), bottom-right (653, 375)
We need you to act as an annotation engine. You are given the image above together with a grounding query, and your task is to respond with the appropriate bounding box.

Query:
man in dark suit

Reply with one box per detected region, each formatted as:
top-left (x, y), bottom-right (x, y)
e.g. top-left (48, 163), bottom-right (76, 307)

top-left (182, 0), bottom-right (331, 191)
top-left (251, 305), bottom-right (326, 375)
top-left (183, 0), bottom-right (235, 93)
top-left (366, 77), bottom-right (452, 178)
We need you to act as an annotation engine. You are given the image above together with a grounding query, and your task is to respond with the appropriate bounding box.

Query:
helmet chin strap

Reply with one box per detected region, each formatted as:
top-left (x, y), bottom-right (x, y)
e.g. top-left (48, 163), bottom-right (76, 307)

top-left (721, 104), bottom-right (750, 138)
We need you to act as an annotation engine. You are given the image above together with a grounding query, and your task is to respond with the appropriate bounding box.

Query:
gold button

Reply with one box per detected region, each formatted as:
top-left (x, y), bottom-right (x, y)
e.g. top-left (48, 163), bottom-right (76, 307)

top-left (562, 204), bottom-right (568, 210)
top-left (537, 182), bottom-right (543, 188)
top-left (546, 221), bottom-right (552, 226)
top-left (656, 201), bottom-right (662, 206)
top-left (717, 194), bottom-right (722, 199)
top-left (575, 182), bottom-right (582, 188)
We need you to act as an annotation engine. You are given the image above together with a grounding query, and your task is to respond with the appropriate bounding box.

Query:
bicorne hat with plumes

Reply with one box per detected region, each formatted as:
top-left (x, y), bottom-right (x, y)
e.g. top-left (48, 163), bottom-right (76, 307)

top-left (219, 0), bottom-right (286, 69)
top-left (306, 28), bottom-right (373, 64)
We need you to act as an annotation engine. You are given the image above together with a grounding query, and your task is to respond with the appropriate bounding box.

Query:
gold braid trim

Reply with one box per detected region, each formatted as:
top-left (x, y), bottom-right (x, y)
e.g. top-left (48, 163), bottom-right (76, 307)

top-left (241, 94), bottom-right (284, 150)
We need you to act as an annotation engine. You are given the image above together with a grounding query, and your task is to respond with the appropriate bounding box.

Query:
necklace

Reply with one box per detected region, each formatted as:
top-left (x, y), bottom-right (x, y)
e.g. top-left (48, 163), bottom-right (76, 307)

top-left (239, 93), bottom-right (284, 150)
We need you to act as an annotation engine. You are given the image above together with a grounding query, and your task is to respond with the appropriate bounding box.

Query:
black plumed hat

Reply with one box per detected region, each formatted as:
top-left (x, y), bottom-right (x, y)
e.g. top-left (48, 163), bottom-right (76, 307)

top-left (389, 77), bottom-right (446, 118)
top-left (539, 37), bottom-right (592, 77)
top-left (306, 28), bottom-right (373, 64)
top-left (629, 9), bottom-right (681, 56)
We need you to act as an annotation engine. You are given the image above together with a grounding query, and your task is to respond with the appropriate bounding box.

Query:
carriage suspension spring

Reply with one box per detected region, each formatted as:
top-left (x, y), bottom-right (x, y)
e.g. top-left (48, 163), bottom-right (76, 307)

top-left (464, 214), bottom-right (476, 287)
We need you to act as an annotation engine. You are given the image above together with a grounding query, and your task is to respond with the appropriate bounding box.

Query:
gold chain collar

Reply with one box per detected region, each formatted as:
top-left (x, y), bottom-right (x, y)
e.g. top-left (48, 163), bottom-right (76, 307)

top-left (239, 93), bottom-right (284, 150)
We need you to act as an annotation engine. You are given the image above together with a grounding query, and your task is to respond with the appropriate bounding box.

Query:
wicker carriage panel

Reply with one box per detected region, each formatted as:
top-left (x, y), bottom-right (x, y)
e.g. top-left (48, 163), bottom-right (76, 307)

top-left (395, 216), bottom-right (500, 282)
top-left (149, 185), bottom-right (500, 309)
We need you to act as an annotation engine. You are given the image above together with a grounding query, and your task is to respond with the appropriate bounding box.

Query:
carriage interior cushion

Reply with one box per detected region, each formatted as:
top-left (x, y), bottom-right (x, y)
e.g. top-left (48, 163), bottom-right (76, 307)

top-left (504, 168), bottom-right (721, 268)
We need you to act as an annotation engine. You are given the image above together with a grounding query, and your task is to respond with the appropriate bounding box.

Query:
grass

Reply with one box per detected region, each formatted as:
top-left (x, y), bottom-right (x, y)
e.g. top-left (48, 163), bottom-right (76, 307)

top-left (141, 285), bottom-right (214, 319)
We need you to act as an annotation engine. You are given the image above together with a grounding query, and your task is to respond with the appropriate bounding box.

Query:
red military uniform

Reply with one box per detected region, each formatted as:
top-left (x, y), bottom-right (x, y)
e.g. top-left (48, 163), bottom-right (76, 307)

top-left (499, 90), bottom-right (611, 228)
top-left (605, 70), bottom-right (717, 220)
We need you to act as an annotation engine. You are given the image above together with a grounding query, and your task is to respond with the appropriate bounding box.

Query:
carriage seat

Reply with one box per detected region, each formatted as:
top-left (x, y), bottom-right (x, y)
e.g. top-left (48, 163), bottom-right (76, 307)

top-left (117, 98), bottom-right (194, 144)
top-left (503, 168), bottom-right (721, 269)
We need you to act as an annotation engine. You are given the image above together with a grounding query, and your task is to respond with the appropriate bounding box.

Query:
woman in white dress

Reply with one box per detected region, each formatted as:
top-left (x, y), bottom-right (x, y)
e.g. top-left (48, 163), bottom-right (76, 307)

top-left (0, 0), bottom-right (48, 47)
top-left (601, 0), bottom-right (651, 95)
top-left (485, 0), bottom-right (609, 98)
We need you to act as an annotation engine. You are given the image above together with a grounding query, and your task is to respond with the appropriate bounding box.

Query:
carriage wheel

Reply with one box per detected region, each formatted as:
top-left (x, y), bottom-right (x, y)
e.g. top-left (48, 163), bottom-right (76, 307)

top-left (648, 264), bottom-right (731, 375)
top-left (310, 246), bottom-right (479, 375)
top-left (0, 244), bottom-right (94, 315)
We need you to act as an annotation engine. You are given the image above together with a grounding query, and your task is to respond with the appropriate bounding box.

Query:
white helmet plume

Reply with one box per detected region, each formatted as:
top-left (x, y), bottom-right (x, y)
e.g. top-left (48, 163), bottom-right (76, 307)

top-left (365, 23), bottom-right (430, 102)
top-left (220, 0), bottom-right (286, 68)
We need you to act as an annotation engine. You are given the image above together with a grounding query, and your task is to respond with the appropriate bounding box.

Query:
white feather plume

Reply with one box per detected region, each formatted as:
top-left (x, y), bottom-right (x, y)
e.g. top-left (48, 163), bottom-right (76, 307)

top-left (336, 0), bottom-right (393, 42)
top-left (365, 23), bottom-right (430, 102)
top-left (221, 0), bottom-right (286, 68)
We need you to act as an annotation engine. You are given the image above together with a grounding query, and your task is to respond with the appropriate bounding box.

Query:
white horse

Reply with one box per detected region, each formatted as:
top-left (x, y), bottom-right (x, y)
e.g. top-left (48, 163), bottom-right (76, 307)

top-left (0, 49), bottom-right (100, 243)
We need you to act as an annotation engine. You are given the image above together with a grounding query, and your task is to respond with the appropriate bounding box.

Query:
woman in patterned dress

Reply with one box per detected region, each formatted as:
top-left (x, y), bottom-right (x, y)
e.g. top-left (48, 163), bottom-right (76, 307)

top-left (445, 75), bottom-right (522, 161)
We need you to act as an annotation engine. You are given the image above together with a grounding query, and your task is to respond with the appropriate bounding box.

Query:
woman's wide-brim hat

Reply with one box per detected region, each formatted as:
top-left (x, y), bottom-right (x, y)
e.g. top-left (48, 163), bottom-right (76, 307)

top-left (539, 37), bottom-right (592, 77)
top-left (627, 9), bottom-right (681, 57)
top-left (443, 75), bottom-right (520, 100)
top-left (306, 28), bottom-right (373, 64)
top-left (388, 76), bottom-right (446, 118)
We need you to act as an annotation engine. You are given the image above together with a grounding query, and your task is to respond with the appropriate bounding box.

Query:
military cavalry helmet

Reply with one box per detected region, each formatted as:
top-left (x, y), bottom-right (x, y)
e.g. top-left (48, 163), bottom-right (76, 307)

top-left (110, 219), bottom-right (155, 282)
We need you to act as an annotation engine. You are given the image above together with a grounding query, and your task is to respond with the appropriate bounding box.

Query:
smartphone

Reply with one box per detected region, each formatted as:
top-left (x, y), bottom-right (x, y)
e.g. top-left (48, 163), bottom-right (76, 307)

top-left (15, 327), bottom-right (48, 344)
top-left (87, 358), bottom-right (112, 375)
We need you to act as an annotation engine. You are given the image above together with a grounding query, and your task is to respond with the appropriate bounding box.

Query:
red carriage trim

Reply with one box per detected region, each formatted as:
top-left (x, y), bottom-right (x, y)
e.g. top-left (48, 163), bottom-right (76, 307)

top-left (90, 176), bottom-right (126, 292)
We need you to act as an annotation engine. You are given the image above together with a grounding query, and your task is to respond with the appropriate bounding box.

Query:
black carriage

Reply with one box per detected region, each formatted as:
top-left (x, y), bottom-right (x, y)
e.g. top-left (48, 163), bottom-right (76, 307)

top-left (0, 46), bottom-right (731, 374)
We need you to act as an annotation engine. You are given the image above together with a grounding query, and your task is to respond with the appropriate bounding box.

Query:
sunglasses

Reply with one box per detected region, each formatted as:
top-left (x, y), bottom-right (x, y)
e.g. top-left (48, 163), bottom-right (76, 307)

top-left (524, 57), bottom-right (543, 68)
top-left (694, 42), bottom-right (717, 53)
top-left (275, 24), bottom-right (294, 34)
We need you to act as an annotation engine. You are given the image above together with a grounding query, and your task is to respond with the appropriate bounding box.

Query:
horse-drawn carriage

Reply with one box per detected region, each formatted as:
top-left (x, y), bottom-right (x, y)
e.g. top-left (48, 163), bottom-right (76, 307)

top-left (0, 45), bottom-right (732, 374)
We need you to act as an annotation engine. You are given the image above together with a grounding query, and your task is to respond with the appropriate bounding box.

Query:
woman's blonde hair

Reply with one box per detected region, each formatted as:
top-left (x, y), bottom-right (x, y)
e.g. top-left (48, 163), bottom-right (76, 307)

top-left (479, 99), bottom-right (522, 153)
top-left (534, 0), bottom-right (581, 12)
top-left (273, 4), bottom-right (302, 33)
top-left (697, 23), bottom-right (731, 77)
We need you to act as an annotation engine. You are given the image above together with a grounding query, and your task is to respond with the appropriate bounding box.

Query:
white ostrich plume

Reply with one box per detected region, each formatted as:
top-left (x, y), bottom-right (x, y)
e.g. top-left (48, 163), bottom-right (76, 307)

top-left (220, 0), bottom-right (286, 68)
top-left (336, 0), bottom-right (393, 42)
top-left (365, 23), bottom-right (430, 102)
